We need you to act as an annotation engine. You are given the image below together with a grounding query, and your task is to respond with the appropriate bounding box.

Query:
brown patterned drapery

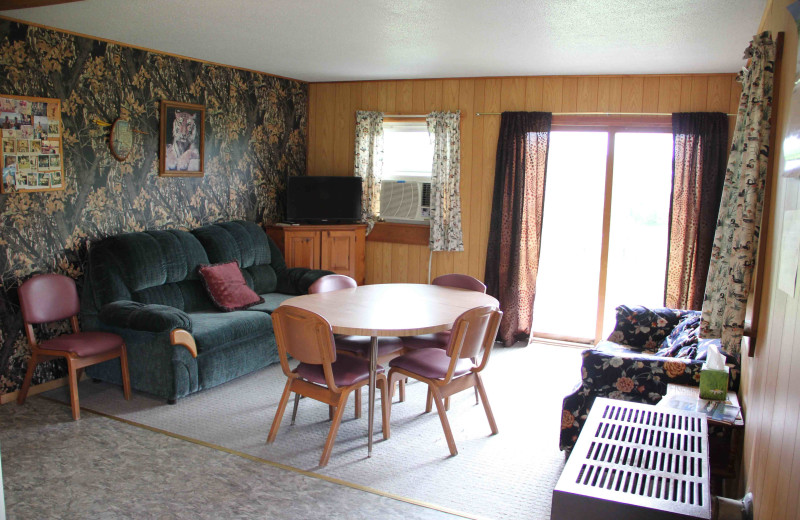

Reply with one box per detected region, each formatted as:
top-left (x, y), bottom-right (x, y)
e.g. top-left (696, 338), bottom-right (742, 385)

top-left (665, 112), bottom-right (728, 310)
top-left (484, 112), bottom-right (552, 346)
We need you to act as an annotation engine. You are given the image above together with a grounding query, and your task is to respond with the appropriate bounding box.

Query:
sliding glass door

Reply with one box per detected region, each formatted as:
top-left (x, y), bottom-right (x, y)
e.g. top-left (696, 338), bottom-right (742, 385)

top-left (530, 131), bottom-right (607, 342)
top-left (602, 132), bottom-right (674, 336)
top-left (531, 127), bottom-right (674, 343)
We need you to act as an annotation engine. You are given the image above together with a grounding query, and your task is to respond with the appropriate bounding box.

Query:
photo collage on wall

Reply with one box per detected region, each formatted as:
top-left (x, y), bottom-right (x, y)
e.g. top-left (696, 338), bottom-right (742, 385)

top-left (1, 95), bottom-right (64, 193)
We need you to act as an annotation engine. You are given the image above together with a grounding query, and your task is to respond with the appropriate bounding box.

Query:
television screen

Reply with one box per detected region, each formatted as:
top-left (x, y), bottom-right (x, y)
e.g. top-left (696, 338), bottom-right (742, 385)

top-left (286, 176), bottom-right (362, 223)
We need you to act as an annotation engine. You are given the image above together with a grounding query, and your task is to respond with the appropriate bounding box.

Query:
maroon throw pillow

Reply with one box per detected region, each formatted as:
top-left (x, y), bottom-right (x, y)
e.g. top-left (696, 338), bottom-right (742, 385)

top-left (198, 261), bottom-right (264, 312)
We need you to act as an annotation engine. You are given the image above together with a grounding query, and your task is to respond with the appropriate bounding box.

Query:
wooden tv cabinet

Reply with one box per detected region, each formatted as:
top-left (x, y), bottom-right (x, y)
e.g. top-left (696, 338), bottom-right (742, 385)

top-left (265, 224), bottom-right (366, 285)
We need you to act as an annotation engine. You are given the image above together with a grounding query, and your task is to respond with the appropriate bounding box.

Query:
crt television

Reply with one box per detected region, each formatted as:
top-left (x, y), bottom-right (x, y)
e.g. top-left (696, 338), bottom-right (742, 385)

top-left (286, 176), bottom-right (362, 223)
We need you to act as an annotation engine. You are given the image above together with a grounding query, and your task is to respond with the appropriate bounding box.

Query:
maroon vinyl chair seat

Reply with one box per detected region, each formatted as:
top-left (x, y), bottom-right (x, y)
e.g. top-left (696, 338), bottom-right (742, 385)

top-left (267, 304), bottom-right (390, 467)
top-left (39, 332), bottom-right (126, 356)
top-left (387, 305), bottom-right (503, 456)
top-left (389, 348), bottom-right (473, 380)
top-left (297, 356), bottom-right (385, 387)
top-left (335, 335), bottom-right (404, 356)
top-left (308, 274), bottom-right (407, 408)
top-left (16, 273), bottom-right (131, 420)
top-left (400, 332), bottom-right (451, 350)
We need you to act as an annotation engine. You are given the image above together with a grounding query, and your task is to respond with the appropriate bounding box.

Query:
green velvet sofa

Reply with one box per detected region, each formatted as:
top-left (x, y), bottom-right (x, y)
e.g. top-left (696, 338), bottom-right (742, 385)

top-left (81, 220), bottom-right (331, 402)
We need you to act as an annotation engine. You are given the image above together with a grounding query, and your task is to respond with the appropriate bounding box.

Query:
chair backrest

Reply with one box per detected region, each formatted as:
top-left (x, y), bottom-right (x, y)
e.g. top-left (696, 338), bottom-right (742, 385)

top-left (271, 305), bottom-right (336, 367)
top-left (18, 273), bottom-right (80, 324)
top-left (446, 305), bottom-right (503, 360)
top-left (432, 274), bottom-right (487, 293)
top-left (308, 274), bottom-right (357, 294)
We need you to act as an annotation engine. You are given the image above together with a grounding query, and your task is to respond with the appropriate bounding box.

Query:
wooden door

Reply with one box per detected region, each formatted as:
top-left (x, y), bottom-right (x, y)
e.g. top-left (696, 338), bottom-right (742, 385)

top-left (285, 230), bottom-right (320, 269)
top-left (321, 230), bottom-right (357, 279)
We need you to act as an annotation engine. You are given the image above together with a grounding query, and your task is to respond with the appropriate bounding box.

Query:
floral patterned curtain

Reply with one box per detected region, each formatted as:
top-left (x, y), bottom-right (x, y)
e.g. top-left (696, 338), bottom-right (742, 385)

top-left (427, 111), bottom-right (463, 251)
top-left (354, 111), bottom-right (384, 233)
top-left (701, 32), bottom-right (776, 356)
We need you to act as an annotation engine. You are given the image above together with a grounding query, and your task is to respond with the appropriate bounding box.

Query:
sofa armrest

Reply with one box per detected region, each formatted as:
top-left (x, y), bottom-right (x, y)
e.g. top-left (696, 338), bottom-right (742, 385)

top-left (276, 268), bottom-right (335, 295)
top-left (580, 348), bottom-right (670, 400)
top-left (99, 300), bottom-right (192, 333)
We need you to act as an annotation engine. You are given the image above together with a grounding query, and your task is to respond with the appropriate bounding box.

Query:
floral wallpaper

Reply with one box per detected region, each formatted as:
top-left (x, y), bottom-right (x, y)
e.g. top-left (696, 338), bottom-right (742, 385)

top-left (0, 20), bottom-right (307, 395)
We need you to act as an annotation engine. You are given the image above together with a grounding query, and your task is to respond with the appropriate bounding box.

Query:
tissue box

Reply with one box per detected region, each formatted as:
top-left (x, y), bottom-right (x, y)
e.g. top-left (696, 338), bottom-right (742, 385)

top-left (699, 364), bottom-right (729, 400)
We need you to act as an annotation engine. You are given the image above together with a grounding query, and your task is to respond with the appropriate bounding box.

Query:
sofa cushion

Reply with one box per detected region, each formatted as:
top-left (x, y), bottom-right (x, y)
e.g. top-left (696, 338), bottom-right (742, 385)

top-left (190, 310), bottom-right (273, 354)
top-left (198, 261), bottom-right (264, 312)
top-left (606, 305), bottom-right (686, 352)
top-left (85, 229), bottom-right (211, 312)
top-left (248, 293), bottom-right (296, 313)
top-left (192, 221), bottom-right (279, 294)
top-left (656, 312), bottom-right (701, 358)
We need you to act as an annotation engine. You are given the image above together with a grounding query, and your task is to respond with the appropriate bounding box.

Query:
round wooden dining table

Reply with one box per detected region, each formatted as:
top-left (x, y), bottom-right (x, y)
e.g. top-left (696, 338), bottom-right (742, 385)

top-left (281, 283), bottom-right (500, 456)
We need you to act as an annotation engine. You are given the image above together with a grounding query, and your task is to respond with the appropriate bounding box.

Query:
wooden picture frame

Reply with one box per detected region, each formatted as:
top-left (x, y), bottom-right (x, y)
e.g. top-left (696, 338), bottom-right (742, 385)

top-left (159, 100), bottom-right (204, 177)
top-left (0, 94), bottom-right (65, 194)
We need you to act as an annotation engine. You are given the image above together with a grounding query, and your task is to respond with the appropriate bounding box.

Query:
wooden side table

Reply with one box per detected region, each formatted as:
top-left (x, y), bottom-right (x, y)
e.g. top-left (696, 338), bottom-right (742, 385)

top-left (657, 384), bottom-right (744, 495)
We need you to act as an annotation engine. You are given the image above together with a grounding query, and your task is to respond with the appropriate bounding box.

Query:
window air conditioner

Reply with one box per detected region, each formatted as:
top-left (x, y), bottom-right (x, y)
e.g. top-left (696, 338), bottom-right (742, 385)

top-left (379, 180), bottom-right (431, 224)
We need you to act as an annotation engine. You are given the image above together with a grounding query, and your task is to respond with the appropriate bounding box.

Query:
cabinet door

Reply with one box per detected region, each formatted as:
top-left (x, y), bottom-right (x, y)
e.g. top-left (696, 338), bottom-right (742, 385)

top-left (321, 230), bottom-right (357, 279)
top-left (284, 231), bottom-right (320, 269)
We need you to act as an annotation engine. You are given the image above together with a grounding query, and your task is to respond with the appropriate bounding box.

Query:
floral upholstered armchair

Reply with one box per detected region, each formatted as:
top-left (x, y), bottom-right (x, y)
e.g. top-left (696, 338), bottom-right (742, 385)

top-left (560, 305), bottom-right (740, 453)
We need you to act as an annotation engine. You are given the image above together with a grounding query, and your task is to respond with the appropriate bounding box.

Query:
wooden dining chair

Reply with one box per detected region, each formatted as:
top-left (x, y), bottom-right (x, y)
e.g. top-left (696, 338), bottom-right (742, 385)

top-left (16, 273), bottom-right (131, 420)
top-left (387, 305), bottom-right (502, 456)
top-left (309, 274), bottom-right (407, 409)
top-left (402, 274), bottom-right (488, 407)
top-left (267, 304), bottom-right (390, 467)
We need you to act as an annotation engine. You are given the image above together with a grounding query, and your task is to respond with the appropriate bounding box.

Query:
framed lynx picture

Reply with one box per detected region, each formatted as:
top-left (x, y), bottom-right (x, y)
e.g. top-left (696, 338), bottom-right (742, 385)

top-left (159, 100), bottom-right (204, 177)
top-left (0, 94), bottom-right (64, 193)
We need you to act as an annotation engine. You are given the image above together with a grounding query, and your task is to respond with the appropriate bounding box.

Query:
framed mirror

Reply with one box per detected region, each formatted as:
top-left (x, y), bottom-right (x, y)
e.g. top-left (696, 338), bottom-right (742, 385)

top-left (109, 118), bottom-right (133, 161)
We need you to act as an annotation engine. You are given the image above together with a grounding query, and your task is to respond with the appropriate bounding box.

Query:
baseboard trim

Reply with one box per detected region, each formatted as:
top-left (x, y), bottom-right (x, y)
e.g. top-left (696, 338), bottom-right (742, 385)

top-left (0, 376), bottom-right (71, 405)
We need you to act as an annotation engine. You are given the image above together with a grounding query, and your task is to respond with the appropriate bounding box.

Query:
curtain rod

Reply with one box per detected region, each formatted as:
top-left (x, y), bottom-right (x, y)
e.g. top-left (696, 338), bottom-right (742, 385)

top-left (475, 111), bottom-right (737, 117)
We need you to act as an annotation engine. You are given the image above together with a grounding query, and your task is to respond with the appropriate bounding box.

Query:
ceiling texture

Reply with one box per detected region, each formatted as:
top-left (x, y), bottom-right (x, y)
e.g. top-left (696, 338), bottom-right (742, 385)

top-left (3, 0), bottom-right (767, 82)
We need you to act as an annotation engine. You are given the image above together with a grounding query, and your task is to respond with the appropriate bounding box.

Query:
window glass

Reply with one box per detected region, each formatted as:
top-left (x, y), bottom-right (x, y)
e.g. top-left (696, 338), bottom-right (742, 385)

top-left (602, 132), bottom-right (673, 336)
top-left (531, 131), bottom-right (608, 340)
top-left (382, 121), bottom-right (433, 179)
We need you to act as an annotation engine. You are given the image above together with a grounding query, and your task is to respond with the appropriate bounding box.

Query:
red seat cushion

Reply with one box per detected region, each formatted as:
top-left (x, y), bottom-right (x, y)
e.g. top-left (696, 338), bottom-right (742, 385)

top-left (401, 331), bottom-right (451, 350)
top-left (296, 355), bottom-right (385, 387)
top-left (198, 261), bottom-right (264, 312)
top-left (389, 348), bottom-right (474, 380)
top-left (40, 331), bottom-right (124, 357)
top-left (335, 335), bottom-right (404, 356)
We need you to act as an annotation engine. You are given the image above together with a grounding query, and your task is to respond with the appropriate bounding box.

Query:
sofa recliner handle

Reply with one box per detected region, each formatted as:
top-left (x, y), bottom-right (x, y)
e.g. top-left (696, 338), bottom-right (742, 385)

top-left (170, 329), bottom-right (197, 358)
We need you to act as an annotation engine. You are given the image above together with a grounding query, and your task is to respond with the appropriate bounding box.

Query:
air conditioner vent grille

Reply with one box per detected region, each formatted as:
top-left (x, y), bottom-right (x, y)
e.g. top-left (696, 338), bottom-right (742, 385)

top-left (421, 182), bottom-right (431, 207)
top-left (380, 180), bottom-right (431, 223)
top-left (381, 182), bottom-right (419, 220)
top-left (552, 398), bottom-right (711, 519)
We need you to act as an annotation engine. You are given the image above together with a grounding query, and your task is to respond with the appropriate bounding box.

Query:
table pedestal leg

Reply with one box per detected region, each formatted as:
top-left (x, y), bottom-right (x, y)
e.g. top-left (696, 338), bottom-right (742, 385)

top-left (368, 335), bottom-right (377, 457)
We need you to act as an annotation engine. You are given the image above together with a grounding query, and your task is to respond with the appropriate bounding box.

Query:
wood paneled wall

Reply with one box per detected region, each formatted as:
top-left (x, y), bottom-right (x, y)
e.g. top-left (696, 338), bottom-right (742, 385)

top-left (739, 1), bottom-right (800, 518)
top-left (308, 74), bottom-right (739, 284)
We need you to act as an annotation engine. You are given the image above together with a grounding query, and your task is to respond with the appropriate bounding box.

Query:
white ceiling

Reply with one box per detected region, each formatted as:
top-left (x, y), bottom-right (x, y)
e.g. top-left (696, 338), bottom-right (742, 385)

top-left (5, 0), bottom-right (766, 83)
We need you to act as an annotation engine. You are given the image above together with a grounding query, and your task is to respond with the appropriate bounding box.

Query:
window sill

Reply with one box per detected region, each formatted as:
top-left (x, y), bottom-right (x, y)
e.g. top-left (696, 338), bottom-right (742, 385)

top-left (367, 222), bottom-right (429, 246)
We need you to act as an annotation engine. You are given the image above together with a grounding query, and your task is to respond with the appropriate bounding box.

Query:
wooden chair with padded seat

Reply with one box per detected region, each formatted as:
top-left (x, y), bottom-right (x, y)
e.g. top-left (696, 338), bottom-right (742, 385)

top-left (387, 305), bottom-right (502, 456)
top-left (308, 274), bottom-right (407, 412)
top-left (267, 304), bottom-right (390, 467)
top-left (16, 273), bottom-right (131, 420)
top-left (401, 274), bottom-right (487, 351)
top-left (401, 274), bottom-right (488, 408)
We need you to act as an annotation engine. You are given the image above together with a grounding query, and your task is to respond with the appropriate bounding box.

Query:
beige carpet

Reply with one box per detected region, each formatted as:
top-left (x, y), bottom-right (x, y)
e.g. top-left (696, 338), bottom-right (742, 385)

top-left (44, 342), bottom-right (582, 520)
